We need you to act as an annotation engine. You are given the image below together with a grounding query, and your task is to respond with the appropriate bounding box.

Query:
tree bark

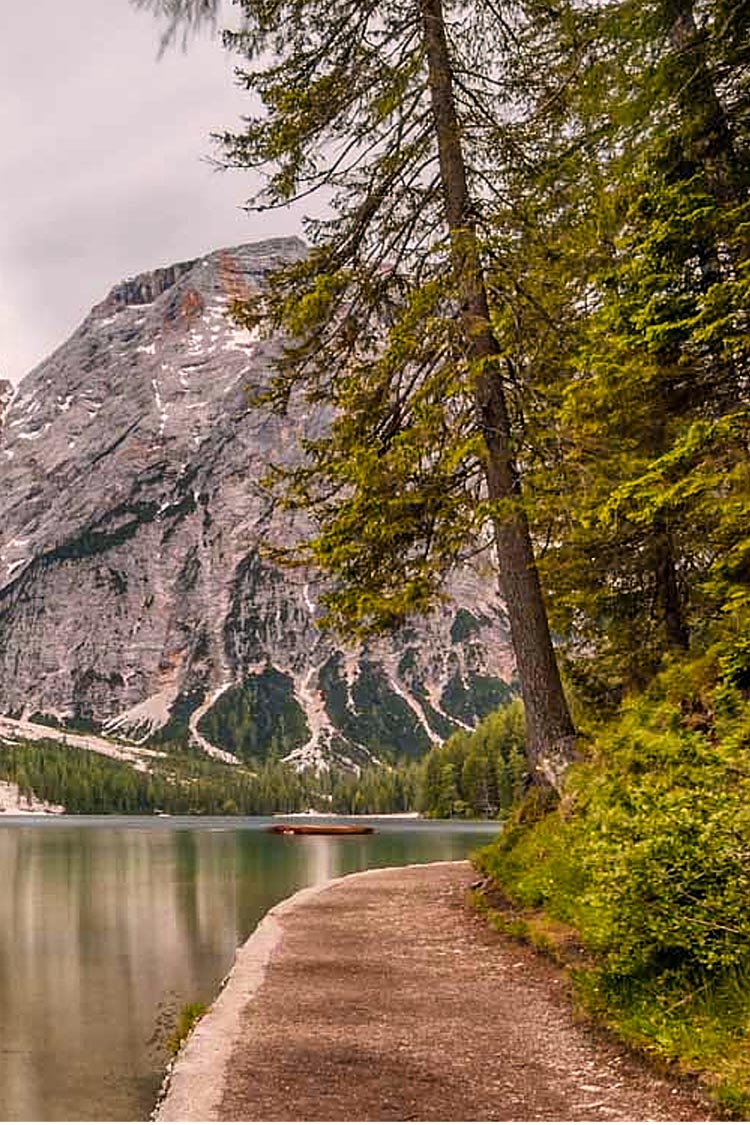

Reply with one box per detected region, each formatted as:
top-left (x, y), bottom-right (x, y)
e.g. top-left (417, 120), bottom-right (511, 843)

top-left (653, 519), bottom-right (689, 650)
top-left (420, 0), bottom-right (576, 791)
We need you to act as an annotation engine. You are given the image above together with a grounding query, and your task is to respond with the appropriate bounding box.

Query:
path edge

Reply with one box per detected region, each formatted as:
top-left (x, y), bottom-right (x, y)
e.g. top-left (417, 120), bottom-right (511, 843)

top-left (153, 859), bottom-right (470, 1122)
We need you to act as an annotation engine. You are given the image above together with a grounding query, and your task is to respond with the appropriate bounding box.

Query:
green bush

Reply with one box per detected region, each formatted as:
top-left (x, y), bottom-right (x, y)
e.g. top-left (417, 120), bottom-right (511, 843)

top-left (476, 655), bottom-right (750, 1112)
top-left (481, 691), bottom-right (750, 978)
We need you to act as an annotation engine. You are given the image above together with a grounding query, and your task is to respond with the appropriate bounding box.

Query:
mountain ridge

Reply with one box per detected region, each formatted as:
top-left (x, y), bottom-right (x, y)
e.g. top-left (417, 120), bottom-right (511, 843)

top-left (0, 239), bottom-right (515, 769)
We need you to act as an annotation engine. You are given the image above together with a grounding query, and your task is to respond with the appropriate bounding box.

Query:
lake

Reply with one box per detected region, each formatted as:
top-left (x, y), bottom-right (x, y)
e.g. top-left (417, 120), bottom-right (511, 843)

top-left (0, 815), bottom-right (499, 1121)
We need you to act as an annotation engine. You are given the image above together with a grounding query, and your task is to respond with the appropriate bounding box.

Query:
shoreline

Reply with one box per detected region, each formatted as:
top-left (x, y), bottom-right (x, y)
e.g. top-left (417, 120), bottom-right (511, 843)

top-left (153, 860), bottom-right (469, 1122)
top-left (0, 779), bottom-right (64, 816)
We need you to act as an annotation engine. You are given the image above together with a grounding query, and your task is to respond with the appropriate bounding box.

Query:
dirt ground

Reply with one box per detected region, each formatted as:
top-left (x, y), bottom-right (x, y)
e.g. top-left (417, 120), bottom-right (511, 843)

top-left (216, 861), bottom-right (713, 1122)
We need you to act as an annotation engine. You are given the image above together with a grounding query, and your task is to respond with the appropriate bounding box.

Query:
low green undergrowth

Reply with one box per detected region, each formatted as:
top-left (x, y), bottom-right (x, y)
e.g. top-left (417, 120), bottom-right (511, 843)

top-left (475, 647), bottom-right (750, 1117)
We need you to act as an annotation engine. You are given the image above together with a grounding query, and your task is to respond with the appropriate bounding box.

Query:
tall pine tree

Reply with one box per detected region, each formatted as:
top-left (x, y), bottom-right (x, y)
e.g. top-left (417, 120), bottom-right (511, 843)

top-left (511, 0), bottom-right (750, 700)
top-left (139, 0), bottom-right (578, 787)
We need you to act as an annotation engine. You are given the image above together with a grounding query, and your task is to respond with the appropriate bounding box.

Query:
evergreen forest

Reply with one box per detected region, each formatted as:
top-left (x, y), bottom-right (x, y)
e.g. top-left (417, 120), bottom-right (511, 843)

top-left (0, 706), bottom-right (524, 819)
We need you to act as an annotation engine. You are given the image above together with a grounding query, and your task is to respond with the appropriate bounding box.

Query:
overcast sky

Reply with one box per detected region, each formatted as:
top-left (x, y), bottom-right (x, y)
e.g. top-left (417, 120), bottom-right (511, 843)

top-left (1, 0), bottom-right (303, 385)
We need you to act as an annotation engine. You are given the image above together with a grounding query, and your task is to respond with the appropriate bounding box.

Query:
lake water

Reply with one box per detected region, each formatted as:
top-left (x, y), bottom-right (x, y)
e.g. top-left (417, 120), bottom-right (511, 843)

top-left (0, 815), bottom-right (498, 1121)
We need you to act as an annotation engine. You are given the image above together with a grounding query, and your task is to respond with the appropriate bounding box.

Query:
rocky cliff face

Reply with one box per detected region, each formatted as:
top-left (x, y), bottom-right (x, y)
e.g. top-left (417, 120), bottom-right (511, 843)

top-left (0, 381), bottom-right (12, 427)
top-left (0, 240), bottom-right (515, 768)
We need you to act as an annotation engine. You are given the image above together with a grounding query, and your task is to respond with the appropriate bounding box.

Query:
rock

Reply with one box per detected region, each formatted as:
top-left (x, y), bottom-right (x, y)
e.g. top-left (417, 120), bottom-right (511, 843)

top-left (0, 778), bottom-right (64, 815)
top-left (0, 380), bottom-right (12, 428)
top-left (0, 239), bottom-right (515, 769)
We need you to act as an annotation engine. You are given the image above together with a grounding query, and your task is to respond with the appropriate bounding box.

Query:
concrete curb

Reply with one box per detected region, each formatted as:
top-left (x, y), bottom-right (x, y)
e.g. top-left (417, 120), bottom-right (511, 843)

top-left (154, 860), bottom-right (469, 1122)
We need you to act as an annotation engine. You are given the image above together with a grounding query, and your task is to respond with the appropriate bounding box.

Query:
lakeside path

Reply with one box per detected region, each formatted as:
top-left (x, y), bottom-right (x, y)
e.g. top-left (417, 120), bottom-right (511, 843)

top-left (156, 861), bottom-right (712, 1122)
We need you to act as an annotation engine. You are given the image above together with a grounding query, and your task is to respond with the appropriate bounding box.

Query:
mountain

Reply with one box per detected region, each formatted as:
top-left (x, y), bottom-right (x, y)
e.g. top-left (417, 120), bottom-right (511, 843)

top-left (0, 239), bottom-right (515, 770)
top-left (0, 381), bottom-right (12, 427)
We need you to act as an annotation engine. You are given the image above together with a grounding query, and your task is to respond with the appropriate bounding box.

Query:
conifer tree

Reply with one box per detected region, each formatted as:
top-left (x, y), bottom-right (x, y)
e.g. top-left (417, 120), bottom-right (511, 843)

top-left (133, 0), bottom-right (578, 789)
top-left (131, 0), bottom-right (218, 49)
top-left (202, 0), bottom-right (577, 789)
top-left (514, 0), bottom-right (750, 698)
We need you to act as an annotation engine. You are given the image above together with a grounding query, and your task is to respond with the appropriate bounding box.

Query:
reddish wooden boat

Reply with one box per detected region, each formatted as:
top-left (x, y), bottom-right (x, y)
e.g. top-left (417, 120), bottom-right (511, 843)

top-left (266, 823), bottom-right (375, 836)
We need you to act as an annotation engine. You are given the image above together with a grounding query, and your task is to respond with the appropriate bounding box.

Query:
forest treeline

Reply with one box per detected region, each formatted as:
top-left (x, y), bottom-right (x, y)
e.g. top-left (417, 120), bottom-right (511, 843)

top-left (0, 703), bottom-right (525, 819)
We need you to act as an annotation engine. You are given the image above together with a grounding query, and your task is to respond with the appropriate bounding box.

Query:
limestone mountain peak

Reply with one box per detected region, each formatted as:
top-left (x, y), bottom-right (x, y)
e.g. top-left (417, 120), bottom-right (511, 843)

top-left (0, 239), bottom-right (513, 769)
top-left (0, 380), bottom-right (12, 427)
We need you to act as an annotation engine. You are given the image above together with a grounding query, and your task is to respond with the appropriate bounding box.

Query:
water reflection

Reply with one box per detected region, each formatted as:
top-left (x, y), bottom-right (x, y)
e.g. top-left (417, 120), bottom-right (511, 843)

top-left (0, 817), bottom-right (497, 1120)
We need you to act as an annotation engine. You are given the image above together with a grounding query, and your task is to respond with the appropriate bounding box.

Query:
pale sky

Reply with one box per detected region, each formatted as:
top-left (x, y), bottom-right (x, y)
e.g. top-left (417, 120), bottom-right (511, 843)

top-left (1, 0), bottom-right (303, 385)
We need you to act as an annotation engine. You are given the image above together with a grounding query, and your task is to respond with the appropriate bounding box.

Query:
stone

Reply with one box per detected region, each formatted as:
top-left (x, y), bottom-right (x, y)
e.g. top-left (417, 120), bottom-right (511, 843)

top-left (0, 380), bottom-right (12, 427)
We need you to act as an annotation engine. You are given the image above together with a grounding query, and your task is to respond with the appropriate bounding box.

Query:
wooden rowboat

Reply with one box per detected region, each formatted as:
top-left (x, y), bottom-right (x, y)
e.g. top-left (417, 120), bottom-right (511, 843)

top-left (266, 823), bottom-right (375, 836)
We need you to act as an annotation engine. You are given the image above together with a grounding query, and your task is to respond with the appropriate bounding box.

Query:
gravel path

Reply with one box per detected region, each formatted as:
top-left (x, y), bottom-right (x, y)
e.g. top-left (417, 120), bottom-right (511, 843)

top-left (158, 860), bottom-right (713, 1122)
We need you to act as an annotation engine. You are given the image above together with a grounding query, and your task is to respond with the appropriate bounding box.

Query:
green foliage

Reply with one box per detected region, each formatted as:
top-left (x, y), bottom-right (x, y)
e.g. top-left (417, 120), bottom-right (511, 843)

top-left (0, 736), bottom-right (427, 817)
top-left (166, 1001), bottom-right (208, 1055)
top-left (420, 701), bottom-right (526, 819)
top-left (439, 670), bottom-right (512, 726)
top-left (579, 714), bottom-right (750, 977)
top-left (324, 760), bottom-right (422, 814)
top-left (511, 0), bottom-right (750, 705)
top-left (149, 690), bottom-right (205, 745)
top-left (0, 737), bottom-right (310, 815)
top-left (481, 665), bottom-right (750, 976)
top-left (318, 654), bottom-right (431, 760)
top-left (476, 648), bottom-right (750, 1110)
top-left (218, 0), bottom-right (508, 640)
top-left (197, 667), bottom-right (310, 762)
top-left (212, 0), bottom-right (580, 789)
top-left (450, 609), bottom-right (482, 644)
top-left (133, 0), bottom-right (750, 1105)
top-left (395, 648), bottom-right (459, 740)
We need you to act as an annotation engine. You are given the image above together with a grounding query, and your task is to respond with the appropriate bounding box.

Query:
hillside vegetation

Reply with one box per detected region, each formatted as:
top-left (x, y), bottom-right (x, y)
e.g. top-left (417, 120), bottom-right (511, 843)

top-left (476, 639), bottom-right (750, 1115)
top-left (0, 738), bottom-right (423, 817)
top-left (0, 710), bottom-right (526, 819)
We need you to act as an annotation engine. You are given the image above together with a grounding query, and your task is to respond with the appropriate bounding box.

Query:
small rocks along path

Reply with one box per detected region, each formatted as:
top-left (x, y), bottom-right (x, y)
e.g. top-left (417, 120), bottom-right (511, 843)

top-left (159, 861), bottom-right (714, 1122)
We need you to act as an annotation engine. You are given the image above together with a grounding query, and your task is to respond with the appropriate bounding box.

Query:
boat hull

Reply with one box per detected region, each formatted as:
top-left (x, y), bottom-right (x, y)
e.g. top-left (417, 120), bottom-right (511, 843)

top-left (266, 823), bottom-right (375, 836)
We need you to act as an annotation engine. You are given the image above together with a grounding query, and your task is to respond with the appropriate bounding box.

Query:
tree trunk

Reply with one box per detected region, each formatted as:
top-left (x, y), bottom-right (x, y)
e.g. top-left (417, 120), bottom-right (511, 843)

top-left (419, 0), bottom-right (576, 791)
top-left (664, 0), bottom-right (739, 204)
top-left (653, 519), bottom-right (689, 650)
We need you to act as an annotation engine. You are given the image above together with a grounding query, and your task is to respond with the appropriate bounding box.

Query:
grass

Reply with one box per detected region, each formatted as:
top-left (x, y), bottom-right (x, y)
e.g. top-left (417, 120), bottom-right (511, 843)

top-left (471, 662), bottom-right (750, 1124)
top-left (166, 1001), bottom-right (208, 1055)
